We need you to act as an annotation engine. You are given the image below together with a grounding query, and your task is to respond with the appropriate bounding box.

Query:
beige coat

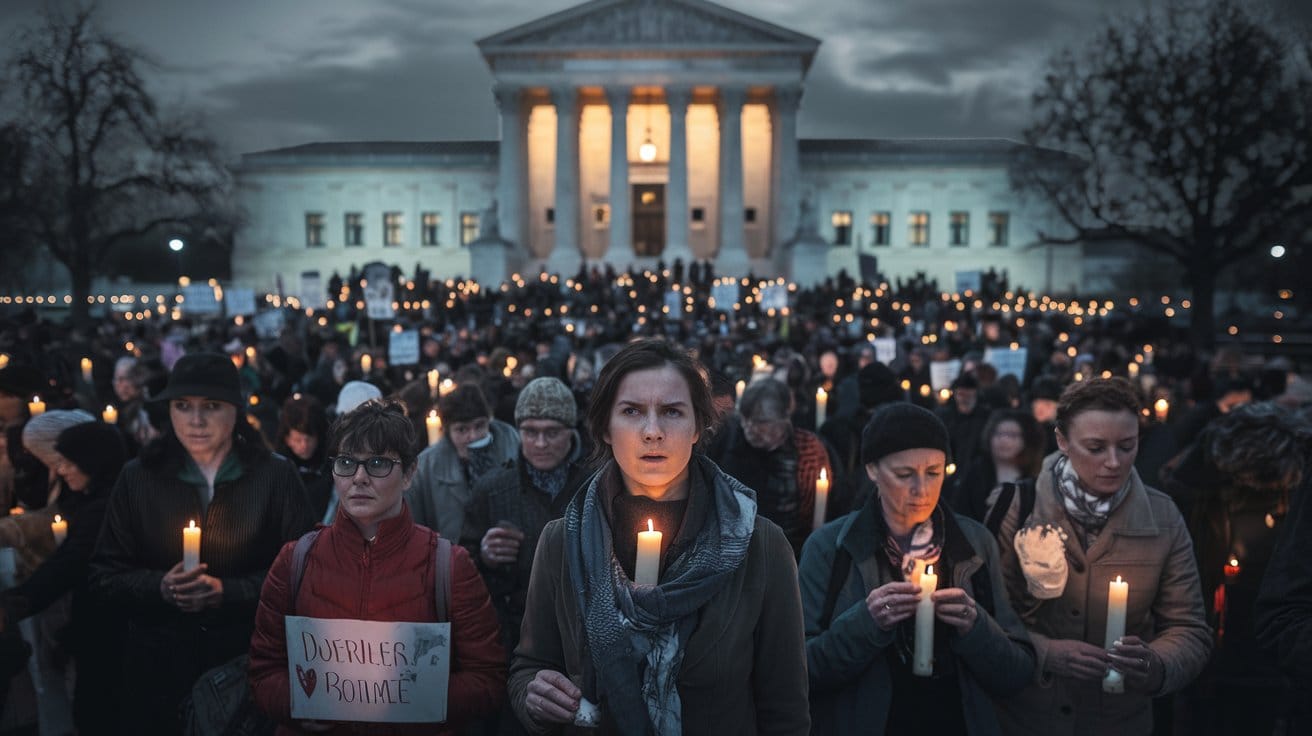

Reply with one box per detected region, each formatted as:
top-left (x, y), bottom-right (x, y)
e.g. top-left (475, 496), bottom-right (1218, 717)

top-left (994, 454), bottom-right (1211, 736)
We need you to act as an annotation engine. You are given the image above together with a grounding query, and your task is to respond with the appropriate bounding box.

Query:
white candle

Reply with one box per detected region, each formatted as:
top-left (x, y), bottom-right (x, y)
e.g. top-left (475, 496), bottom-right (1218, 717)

top-left (360, 354), bottom-right (372, 374)
top-left (28, 396), bottom-right (45, 416)
top-left (1127, 362), bottom-right (1139, 379)
top-left (80, 357), bottom-right (93, 383)
top-left (427, 369), bottom-right (440, 397)
top-left (51, 515), bottom-right (67, 545)
top-left (913, 563), bottom-right (939, 676)
top-left (439, 378), bottom-right (456, 397)
top-left (102, 404), bottom-right (118, 424)
top-left (1153, 399), bottom-right (1169, 423)
top-left (183, 520), bottom-right (201, 571)
top-left (735, 380), bottom-right (746, 406)
top-left (812, 468), bottom-right (830, 530)
top-left (1103, 575), bottom-right (1129, 693)
top-left (815, 387), bottom-right (828, 428)
top-left (426, 410), bottom-right (442, 446)
top-left (635, 519), bottom-right (662, 586)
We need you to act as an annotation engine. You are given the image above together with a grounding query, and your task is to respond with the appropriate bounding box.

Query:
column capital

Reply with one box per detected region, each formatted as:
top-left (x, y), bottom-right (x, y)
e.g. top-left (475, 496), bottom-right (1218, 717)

top-left (492, 84), bottom-right (523, 113)
top-left (664, 85), bottom-right (693, 111)
top-left (603, 85), bottom-right (631, 108)
top-left (716, 85), bottom-right (747, 111)
top-left (550, 85), bottom-right (578, 111)
top-left (772, 85), bottom-right (803, 113)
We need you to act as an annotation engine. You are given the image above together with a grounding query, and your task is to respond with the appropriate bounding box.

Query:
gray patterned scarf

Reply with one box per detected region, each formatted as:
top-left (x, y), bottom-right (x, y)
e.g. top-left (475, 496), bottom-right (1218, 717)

top-left (1052, 454), bottom-right (1131, 536)
top-left (565, 456), bottom-right (757, 735)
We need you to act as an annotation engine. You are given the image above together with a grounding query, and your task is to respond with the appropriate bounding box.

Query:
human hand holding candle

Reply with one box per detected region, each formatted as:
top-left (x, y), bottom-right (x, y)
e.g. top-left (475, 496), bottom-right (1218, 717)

top-left (183, 520), bottom-right (201, 571)
top-left (912, 564), bottom-right (939, 676)
top-left (51, 515), bottom-right (67, 545)
top-left (812, 468), bottom-right (830, 530)
top-left (1108, 635), bottom-right (1164, 694)
top-left (635, 519), bottom-right (662, 586)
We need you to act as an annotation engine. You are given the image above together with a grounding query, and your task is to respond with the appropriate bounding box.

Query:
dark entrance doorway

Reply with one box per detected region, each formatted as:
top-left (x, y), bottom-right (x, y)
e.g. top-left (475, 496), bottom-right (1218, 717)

top-left (632, 184), bottom-right (665, 257)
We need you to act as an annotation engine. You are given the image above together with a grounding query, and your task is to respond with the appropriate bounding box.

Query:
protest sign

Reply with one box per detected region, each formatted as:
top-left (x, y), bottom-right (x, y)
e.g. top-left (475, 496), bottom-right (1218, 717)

top-left (388, 330), bottom-right (420, 366)
top-left (984, 346), bottom-right (1029, 382)
top-left (930, 359), bottom-right (962, 392)
top-left (760, 284), bottom-right (789, 311)
top-left (300, 271), bottom-right (325, 310)
top-left (182, 283), bottom-right (221, 316)
top-left (954, 270), bottom-right (982, 294)
top-left (225, 287), bottom-right (257, 317)
top-left (871, 337), bottom-right (898, 365)
top-left (286, 616), bottom-right (450, 723)
top-left (663, 289), bottom-right (682, 315)
top-left (711, 281), bottom-right (739, 312)
top-left (253, 309), bottom-right (286, 340)
top-left (362, 263), bottom-right (396, 320)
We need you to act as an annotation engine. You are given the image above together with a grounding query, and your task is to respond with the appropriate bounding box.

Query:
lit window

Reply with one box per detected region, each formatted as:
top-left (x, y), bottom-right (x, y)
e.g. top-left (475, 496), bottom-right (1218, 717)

top-left (344, 213), bottom-right (363, 247)
top-left (460, 212), bottom-right (479, 246)
top-left (989, 212), bottom-right (1009, 246)
top-left (305, 213), bottom-right (324, 247)
top-left (950, 211), bottom-right (969, 246)
top-left (421, 212), bottom-right (441, 246)
top-left (831, 210), bottom-right (853, 246)
top-left (383, 212), bottom-right (403, 246)
top-left (908, 211), bottom-right (929, 246)
top-left (870, 212), bottom-right (890, 246)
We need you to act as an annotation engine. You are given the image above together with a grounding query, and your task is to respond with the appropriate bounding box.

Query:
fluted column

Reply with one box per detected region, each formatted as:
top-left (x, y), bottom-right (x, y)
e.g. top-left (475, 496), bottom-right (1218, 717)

top-left (716, 86), bottom-right (749, 277)
top-left (494, 84), bottom-right (526, 250)
top-left (604, 86), bottom-right (634, 270)
top-left (547, 86), bottom-right (581, 277)
top-left (771, 85), bottom-right (803, 257)
top-left (664, 86), bottom-right (693, 267)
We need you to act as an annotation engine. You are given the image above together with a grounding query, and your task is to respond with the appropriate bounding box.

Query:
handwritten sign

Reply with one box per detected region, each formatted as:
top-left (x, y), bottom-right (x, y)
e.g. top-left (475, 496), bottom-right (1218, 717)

top-left (286, 616), bottom-right (450, 723)
top-left (182, 283), bottom-right (222, 315)
top-left (253, 309), bottom-right (286, 340)
top-left (871, 337), bottom-right (897, 365)
top-left (711, 281), bottom-right (739, 312)
top-left (388, 330), bottom-right (420, 367)
top-left (362, 263), bottom-right (396, 320)
top-left (930, 359), bottom-right (962, 392)
top-left (984, 346), bottom-right (1029, 382)
top-left (225, 287), bottom-right (257, 317)
top-left (300, 271), bottom-right (325, 311)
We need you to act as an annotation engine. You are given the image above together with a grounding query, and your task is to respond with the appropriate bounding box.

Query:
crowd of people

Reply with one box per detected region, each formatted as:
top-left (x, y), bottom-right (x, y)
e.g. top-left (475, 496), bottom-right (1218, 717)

top-left (0, 261), bottom-right (1307, 735)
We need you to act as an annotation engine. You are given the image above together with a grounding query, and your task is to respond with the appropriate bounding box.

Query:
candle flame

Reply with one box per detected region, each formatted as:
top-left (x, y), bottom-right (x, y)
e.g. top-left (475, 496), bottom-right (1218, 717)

top-left (1115, 575), bottom-right (1123, 584)
top-left (188, 520), bottom-right (197, 530)
top-left (647, 518), bottom-right (654, 533)
top-left (429, 409), bottom-right (437, 419)
top-left (817, 388), bottom-right (827, 399)
top-left (1229, 557), bottom-right (1239, 567)
top-left (926, 565), bottom-right (934, 576)
top-left (54, 515), bottom-right (61, 523)
top-left (819, 468), bottom-right (828, 482)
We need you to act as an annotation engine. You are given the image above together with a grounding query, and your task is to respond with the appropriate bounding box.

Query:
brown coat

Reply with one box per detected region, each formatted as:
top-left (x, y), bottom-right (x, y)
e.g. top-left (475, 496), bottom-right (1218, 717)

top-left (994, 455), bottom-right (1211, 736)
top-left (508, 515), bottom-right (810, 735)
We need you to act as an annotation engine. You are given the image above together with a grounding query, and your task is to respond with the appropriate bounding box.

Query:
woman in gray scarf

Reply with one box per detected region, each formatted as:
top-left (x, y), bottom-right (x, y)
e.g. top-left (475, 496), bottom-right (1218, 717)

top-left (994, 377), bottom-right (1211, 735)
top-left (509, 339), bottom-right (809, 735)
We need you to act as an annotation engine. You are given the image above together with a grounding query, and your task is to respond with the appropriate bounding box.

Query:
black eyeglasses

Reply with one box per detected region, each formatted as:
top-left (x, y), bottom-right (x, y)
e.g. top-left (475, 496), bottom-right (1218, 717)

top-left (330, 455), bottom-right (402, 478)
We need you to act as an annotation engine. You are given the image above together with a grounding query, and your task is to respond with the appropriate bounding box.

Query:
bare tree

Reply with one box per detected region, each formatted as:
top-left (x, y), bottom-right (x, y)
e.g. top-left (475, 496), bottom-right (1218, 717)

top-left (1012, 0), bottom-right (1312, 348)
top-left (1, 4), bottom-right (233, 326)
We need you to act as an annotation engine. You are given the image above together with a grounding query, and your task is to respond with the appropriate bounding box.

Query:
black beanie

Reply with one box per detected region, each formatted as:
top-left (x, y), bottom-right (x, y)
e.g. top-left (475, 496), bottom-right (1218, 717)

top-left (860, 402), bottom-right (952, 466)
top-left (858, 362), bottom-right (903, 409)
top-left (55, 422), bottom-right (127, 491)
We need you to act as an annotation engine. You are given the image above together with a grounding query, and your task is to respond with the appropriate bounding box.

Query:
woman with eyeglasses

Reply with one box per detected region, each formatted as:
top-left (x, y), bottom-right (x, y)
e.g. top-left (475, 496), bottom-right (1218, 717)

top-left (91, 353), bottom-right (317, 736)
top-left (250, 398), bottom-right (506, 734)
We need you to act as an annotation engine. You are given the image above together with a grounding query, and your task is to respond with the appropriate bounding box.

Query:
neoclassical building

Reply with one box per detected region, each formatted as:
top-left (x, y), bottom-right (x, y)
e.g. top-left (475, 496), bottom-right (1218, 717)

top-left (233, 0), bottom-right (1088, 293)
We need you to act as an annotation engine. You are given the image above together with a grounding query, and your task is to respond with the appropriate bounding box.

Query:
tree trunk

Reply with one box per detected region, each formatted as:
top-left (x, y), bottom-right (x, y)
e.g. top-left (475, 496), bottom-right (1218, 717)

top-left (68, 263), bottom-right (91, 331)
top-left (1188, 271), bottom-right (1217, 350)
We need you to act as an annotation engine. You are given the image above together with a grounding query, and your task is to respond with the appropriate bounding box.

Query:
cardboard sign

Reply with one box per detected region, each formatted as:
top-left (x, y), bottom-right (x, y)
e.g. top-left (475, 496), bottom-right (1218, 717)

top-left (253, 309), bottom-right (286, 340)
top-left (362, 263), bottom-right (396, 320)
top-left (225, 287), bottom-right (257, 317)
top-left (300, 271), bottom-right (325, 311)
top-left (286, 616), bottom-right (450, 723)
top-left (388, 330), bottom-right (420, 366)
top-left (760, 284), bottom-right (789, 311)
top-left (711, 281), bottom-right (739, 312)
top-left (871, 337), bottom-right (897, 365)
top-left (930, 359), bottom-right (962, 392)
top-left (984, 346), bottom-right (1029, 382)
top-left (182, 284), bottom-right (222, 315)
top-left (954, 270), bottom-right (982, 295)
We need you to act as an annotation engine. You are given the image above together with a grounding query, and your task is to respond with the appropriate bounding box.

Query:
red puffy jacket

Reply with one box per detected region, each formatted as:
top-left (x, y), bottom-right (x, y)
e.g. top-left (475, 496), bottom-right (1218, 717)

top-left (249, 503), bottom-right (506, 734)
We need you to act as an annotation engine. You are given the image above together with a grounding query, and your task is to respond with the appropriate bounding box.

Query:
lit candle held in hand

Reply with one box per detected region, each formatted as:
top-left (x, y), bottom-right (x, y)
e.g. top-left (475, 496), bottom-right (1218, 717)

top-left (913, 563), bottom-right (939, 676)
top-left (1103, 575), bottom-right (1129, 693)
top-left (183, 520), bottom-right (201, 572)
top-left (635, 519), bottom-right (662, 586)
top-left (812, 468), bottom-right (830, 530)
top-left (427, 369), bottom-right (440, 397)
top-left (360, 354), bottom-right (372, 374)
top-left (80, 357), bottom-right (93, 383)
top-left (51, 515), bottom-right (67, 545)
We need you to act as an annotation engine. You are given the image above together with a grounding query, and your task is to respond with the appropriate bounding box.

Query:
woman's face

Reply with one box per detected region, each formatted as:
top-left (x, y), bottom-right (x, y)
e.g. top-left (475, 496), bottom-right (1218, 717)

top-left (56, 456), bottom-right (90, 492)
top-left (285, 429), bottom-right (318, 461)
top-left (990, 420), bottom-right (1025, 465)
top-left (333, 448), bottom-right (412, 531)
top-left (605, 364), bottom-right (700, 501)
top-left (867, 448), bottom-right (946, 532)
top-left (1056, 409), bottom-right (1139, 497)
top-left (113, 367), bottom-right (142, 402)
top-left (169, 397), bottom-right (237, 461)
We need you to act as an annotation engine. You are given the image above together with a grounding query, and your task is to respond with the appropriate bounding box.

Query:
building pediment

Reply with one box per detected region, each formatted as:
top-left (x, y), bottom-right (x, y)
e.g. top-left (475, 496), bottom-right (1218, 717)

top-left (479, 0), bottom-right (818, 58)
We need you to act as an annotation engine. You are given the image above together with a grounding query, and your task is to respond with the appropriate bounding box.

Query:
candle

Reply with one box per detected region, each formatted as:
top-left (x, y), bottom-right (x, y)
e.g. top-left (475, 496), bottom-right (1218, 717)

top-left (427, 369), bottom-right (440, 397)
top-left (1154, 398), bottom-right (1169, 423)
top-left (913, 563), bottom-right (939, 676)
top-left (28, 396), bottom-right (45, 416)
top-left (81, 357), bottom-right (93, 382)
top-left (0, 354), bottom-right (8, 369)
top-left (635, 519), bottom-right (662, 586)
top-left (183, 520), bottom-right (201, 571)
top-left (815, 387), bottom-right (828, 428)
top-left (439, 378), bottom-right (456, 397)
top-left (735, 380), bottom-right (746, 406)
top-left (938, 388), bottom-right (952, 404)
top-left (102, 404), bottom-right (118, 424)
top-left (812, 468), bottom-right (830, 530)
top-left (360, 354), bottom-right (372, 374)
top-left (1103, 575), bottom-right (1129, 693)
top-left (8, 507), bottom-right (23, 516)
top-left (51, 515), bottom-right (67, 545)
top-left (426, 410), bottom-right (442, 446)
top-left (245, 346), bottom-right (257, 364)
top-left (1127, 362), bottom-right (1139, 379)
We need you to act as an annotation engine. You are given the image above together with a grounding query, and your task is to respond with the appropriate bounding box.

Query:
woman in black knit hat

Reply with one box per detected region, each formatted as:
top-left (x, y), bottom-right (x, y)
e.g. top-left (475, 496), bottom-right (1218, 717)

top-left (799, 402), bottom-right (1035, 735)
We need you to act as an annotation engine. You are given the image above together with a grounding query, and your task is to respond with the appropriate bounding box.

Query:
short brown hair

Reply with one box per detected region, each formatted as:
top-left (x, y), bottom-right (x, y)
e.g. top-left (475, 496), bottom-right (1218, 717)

top-left (438, 384), bottom-right (491, 425)
top-left (327, 399), bottom-right (418, 472)
top-left (1055, 377), bottom-right (1142, 436)
top-left (585, 338), bottom-right (717, 466)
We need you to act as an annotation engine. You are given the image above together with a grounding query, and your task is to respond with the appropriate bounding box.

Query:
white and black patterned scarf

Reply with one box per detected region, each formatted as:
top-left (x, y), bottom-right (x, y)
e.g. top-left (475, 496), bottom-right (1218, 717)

top-left (565, 456), bottom-right (757, 735)
top-left (1052, 454), bottom-right (1131, 536)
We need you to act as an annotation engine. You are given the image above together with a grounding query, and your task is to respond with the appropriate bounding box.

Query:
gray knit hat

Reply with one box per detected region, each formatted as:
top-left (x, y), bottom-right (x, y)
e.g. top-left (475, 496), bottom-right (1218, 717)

top-left (22, 409), bottom-right (96, 468)
top-left (515, 377), bottom-right (577, 427)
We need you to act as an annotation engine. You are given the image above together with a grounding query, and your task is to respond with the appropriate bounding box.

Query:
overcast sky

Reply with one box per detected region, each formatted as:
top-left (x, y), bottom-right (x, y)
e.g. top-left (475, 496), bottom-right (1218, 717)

top-left (2, 0), bottom-right (1308, 160)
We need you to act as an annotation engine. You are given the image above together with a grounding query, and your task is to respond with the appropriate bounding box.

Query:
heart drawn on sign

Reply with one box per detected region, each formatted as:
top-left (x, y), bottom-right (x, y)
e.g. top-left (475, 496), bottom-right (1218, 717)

top-left (296, 665), bottom-right (317, 698)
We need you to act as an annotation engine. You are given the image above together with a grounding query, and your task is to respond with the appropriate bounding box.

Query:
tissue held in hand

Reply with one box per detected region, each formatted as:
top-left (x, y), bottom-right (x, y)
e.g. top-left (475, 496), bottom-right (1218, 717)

top-left (1013, 524), bottom-right (1069, 599)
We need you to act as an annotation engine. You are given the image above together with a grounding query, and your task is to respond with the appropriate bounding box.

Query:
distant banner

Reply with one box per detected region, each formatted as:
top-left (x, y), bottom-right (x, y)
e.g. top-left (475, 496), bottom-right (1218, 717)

top-left (182, 284), bottom-right (221, 316)
top-left (760, 284), bottom-right (788, 311)
top-left (984, 346), bottom-right (1029, 382)
top-left (253, 309), bottom-right (286, 340)
top-left (930, 359), bottom-right (962, 392)
top-left (362, 263), bottom-right (395, 320)
top-left (388, 330), bottom-right (420, 367)
top-left (871, 337), bottom-right (897, 365)
top-left (711, 281), bottom-right (739, 312)
top-left (663, 289), bottom-right (682, 315)
top-left (954, 270), bottom-right (982, 294)
top-left (300, 271), bottom-right (325, 311)
top-left (225, 287), bottom-right (257, 317)
top-left (286, 616), bottom-right (450, 723)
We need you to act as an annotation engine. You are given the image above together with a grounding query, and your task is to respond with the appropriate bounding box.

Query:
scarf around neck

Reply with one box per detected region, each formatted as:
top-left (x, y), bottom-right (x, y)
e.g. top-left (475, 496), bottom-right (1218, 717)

top-left (565, 456), bottom-right (757, 735)
top-left (1052, 454), bottom-right (1131, 535)
top-left (880, 503), bottom-right (946, 579)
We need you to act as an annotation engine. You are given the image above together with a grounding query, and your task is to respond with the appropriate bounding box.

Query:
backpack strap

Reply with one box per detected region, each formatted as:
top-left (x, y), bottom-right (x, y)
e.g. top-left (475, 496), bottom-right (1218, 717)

top-left (818, 546), bottom-right (853, 630)
top-left (434, 537), bottom-right (452, 622)
top-left (984, 483), bottom-right (1019, 537)
top-left (287, 529), bottom-right (322, 617)
top-left (1016, 478), bottom-right (1036, 530)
